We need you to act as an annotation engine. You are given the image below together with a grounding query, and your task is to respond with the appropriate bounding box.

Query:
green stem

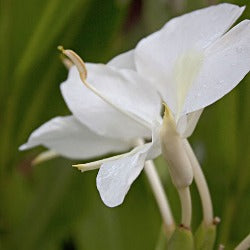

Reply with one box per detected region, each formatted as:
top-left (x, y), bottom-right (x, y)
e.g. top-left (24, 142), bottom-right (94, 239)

top-left (136, 139), bottom-right (175, 235)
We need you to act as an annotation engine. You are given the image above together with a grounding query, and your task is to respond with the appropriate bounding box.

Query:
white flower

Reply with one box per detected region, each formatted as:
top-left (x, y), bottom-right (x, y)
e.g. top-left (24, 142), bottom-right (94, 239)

top-left (21, 3), bottom-right (250, 209)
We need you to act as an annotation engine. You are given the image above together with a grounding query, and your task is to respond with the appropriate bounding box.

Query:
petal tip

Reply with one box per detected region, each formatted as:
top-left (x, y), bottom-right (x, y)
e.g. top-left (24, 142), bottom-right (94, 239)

top-left (19, 144), bottom-right (27, 151)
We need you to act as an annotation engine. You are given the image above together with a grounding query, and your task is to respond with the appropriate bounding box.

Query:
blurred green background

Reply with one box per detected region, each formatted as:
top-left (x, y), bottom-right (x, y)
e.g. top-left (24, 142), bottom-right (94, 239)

top-left (0, 0), bottom-right (249, 249)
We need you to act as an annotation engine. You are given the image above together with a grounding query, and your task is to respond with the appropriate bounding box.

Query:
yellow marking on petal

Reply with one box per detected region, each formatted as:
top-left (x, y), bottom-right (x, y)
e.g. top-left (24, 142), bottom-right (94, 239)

top-left (160, 104), bottom-right (193, 188)
top-left (32, 150), bottom-right (59, 166)
top-left (174, 50), bottom-right (204, 116)
top-left (162, 102), bottom-right (177, 134)
top-left (162, 102), bottom-right (175, 121)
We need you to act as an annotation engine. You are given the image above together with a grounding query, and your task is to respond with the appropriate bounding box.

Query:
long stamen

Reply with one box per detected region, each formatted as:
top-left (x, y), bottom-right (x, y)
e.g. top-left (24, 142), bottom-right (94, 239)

top-left (58, 46), bottom-right (87, 78)
top-left (73, 152), bottom-right (131, 172)
top-left (60, 54), bottom-right (74, 70)
top-left (58, 46), bottom-right (151, 130)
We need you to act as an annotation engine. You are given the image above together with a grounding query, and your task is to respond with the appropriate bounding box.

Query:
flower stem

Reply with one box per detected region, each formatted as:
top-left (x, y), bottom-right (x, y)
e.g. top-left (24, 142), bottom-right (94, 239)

top-left (235, 233), bottom-right (250, 250)
top-left (177, 186), bottom-right (192, 228)
top-left (183, 139), bottom-right (213, 225)
top-left (144, 160), bottom-right (175, 237)
top-left (135, 138), bottom-right (175, 236)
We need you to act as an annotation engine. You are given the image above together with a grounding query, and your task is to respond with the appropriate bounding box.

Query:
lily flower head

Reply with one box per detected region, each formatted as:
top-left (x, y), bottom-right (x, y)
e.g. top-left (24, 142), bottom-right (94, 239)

top-left (20, 3), bottom-right (250, 208)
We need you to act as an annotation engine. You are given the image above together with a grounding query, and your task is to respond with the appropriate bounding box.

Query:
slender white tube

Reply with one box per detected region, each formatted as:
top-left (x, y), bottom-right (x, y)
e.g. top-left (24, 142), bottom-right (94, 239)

top-left (178, 186), bottom-right (192, 227)
top-left (144, 160), bottom-right (175, 235)
top-left (136, 139), bottom-right (175, 235)
top-left (183, 139), bottom-right (213, 225)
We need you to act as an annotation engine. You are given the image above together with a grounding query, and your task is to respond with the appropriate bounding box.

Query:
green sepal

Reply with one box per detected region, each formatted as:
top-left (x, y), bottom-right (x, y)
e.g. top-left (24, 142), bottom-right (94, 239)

top-left (194, 222), bottom-right (216, 250)
top-left (168, 226), bottom-right (194, 250)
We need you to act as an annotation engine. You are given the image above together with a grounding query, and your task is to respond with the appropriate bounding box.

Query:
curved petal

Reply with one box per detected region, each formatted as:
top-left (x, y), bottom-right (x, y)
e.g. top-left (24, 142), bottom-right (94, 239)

top-left (86, 63), bottom-right (162, 126)
top-left (61, 66), bottom-right (151, 140)
top-left (61, 64), bottom-right (161, 139)
top-left (135, 3), bottom-right (244, 114)
top-left (182, 20), bottom-right (250, 114)
top-left (19, 116), bottom-right (132, 159)
top-left (96, 143), bottom-right (151, 207)
top-left (96, 123), bottom-right (161, 207)
top-left (107, 50), bottom-right (135, 70)
top-left (177, 109), bottom-right (203, 138)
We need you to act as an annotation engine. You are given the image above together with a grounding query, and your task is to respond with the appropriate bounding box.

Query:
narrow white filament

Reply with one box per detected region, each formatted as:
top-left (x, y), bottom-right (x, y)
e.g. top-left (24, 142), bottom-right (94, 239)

top-left (183, 139), bottom-right (213, 225)
top-left (136, 139), bottom-right (175, 236)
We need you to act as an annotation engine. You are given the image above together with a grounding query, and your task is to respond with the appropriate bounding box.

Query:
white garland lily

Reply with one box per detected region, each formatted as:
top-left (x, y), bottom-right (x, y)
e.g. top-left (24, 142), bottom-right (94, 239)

top-left (20, 3), bottom-right (250, 229)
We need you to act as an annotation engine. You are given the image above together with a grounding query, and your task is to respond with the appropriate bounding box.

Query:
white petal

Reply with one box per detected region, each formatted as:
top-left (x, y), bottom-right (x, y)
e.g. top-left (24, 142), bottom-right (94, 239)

top-left (96, 123), bottom-right (161, 207)
top-left (20, 116), bottom-right (132, 159)
top-left (183, 20), bottom-right (250, 113)
top-left (135, 3), bottom-right (244, 114)
top-left (61, 66), bottom-right (151, 140)
top-left (96, 144), bottom-right (150, 207)
top-left (107, 50), bottom-right (135, 70)
top-left (87, 63), bottom-right (162, 125)
top-left (177, 109), bottom-right (203, 138)
top-left (61, 64), bottom-right (161, 139)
